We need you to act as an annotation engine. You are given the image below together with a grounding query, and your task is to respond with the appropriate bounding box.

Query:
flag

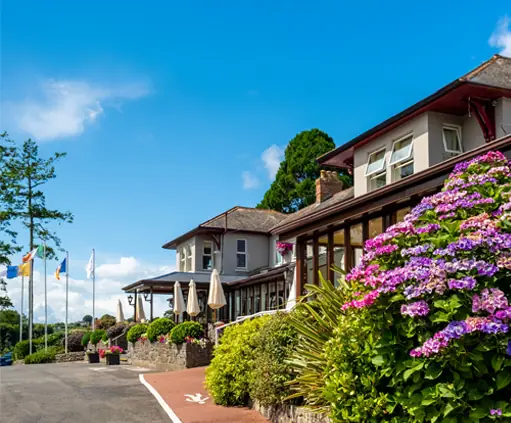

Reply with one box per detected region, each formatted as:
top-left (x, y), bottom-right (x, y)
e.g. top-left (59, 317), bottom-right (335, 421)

top-left (22, 245), bottom-right (44, 262)
top-left (0, 267), bottom-right (7, 278)
top-left (18, 263), bottom-right (30, 277)
top-left (55, 258), bottom-right (67, 281)
top-left (86, 251), bottom-right (94, 279)
top-left (6, 266), bottom-right (19, 279)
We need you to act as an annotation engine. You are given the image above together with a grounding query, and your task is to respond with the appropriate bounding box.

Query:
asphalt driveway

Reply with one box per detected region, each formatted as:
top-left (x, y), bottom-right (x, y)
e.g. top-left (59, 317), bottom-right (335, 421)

top-left (0, 362), bottom-right (169, 423)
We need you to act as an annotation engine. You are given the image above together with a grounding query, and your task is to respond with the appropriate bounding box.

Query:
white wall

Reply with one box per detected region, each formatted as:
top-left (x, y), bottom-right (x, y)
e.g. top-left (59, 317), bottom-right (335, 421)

top-left (496, 97), bottom-right (511, 139)
top-left (222, 232), bottom-right (270, 275)
top-left (353, 113), bottom-right (429, 197)
top-left (175, 237), bottom-right (196, 272)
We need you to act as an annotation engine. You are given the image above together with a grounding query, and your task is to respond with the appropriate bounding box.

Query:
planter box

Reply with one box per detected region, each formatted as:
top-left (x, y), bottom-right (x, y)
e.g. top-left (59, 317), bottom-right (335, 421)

top-left (87, 352), bottom-right (100, 363)
top-left (106, 354), bottom-right (120, 365)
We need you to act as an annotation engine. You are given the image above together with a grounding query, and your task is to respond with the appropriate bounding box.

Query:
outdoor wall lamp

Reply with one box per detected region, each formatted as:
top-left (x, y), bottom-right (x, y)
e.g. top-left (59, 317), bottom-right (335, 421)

top-left (127, 294), bottom-right (134, 306)
top-left (143, 291), bottom-right (152, 302)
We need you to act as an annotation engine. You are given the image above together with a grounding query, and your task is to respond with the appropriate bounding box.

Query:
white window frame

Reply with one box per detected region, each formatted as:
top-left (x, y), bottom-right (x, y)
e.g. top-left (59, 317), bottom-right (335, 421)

top-left (202, 241), bottom-right (213, 270)
top-left (369, 172), bottom-right (387, 191)
top-left (236, 239), bottom-right (247, 270)
top-left (365, 147), bottom-right (387, 177)
top-left (180, 248), bottom-right (185, 271)
top-left (186, 245), bottom-right (192, 271)
top-left (442, 125), bottom-right (463, 154)
top-left (389, 134), bottom-right (413, 166)
top-left (393, 158), bottom-right (414, 181)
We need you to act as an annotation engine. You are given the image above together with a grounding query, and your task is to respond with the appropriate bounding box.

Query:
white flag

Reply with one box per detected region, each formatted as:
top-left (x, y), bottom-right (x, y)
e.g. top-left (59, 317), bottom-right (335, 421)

top-left (86, 251), bottom-right (94, 279)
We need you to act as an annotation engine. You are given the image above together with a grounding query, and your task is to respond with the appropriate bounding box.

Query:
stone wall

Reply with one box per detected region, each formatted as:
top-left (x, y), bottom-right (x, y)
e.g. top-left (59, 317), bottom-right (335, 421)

top-left (55, 351), bottom-right (85, 363)
top-left (128, 340), bottom-right (212, 370)
top-left (253, 401), bottom-right (330, 423)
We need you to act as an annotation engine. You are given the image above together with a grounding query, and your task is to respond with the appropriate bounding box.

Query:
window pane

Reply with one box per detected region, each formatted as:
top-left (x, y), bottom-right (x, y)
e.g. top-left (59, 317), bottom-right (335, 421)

top-left (261, 285), bottom-right (267, 311)
top-left (350, 224), bottom-right (363, 247)
top-left (400, 161), bottom-right (414, 178)
top-left (237, 253), bottom-right (246, 268)
top-left (396, 207), bottom-right (411, 223)
top-left (366, 149), bottom-right (386, 176)
top-left (248, 287), bottom-right (253, 315)
top-left (369, 217), bottom-right (383, 239)
top-left (390, 136), bottom-right (413, 164)
top-left (443, 128), bottom-right (461, 152)
top-left (203, 243), bottom-right (212, 255)
top-left (254, 286), bottom-right (260, 313)
top-left (370, 173), bottom-right (386, 190)
top-left (235, 290), bottom-right (241, 319)
top-left (237, 240), bottom-right (246, 252)
top-left (354, 248), bottom-right (363, 267)
top-left (277, 281), bottom-right (285, 309)
top-left (318, 245), bottom-right (328, 282)
top-left (202, 255), bottom-right (212, 270)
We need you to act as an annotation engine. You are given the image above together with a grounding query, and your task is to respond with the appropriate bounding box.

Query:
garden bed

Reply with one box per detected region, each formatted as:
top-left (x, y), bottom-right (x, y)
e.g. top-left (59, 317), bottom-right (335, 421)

top-left (128, 340), bottom-right (212, 370)
top-left (55, 352), bottom-right (85, 363)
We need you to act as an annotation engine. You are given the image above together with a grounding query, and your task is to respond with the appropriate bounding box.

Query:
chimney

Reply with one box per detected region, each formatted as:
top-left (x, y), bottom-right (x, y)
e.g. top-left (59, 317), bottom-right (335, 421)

top-left (315, 170), bottom-right (344, 202)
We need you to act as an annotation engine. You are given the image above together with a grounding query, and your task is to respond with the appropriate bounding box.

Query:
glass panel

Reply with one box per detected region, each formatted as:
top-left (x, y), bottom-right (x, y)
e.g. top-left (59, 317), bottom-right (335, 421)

top-left (318, 245), bottom-right (328, 282)
top-left (396, 207), bottom-right (411, 223)
top-left (254, 286), bottom-right (260, 313)
top-left (354, 248), bottom-right (363, 267)
top-left (237, 239), bottom-right (246, 252)
top-left (269, 282), bottom-right (277, 310)
top-left (443, 127), bottom-right (461, 152)
top-left (235, 290), bottom-right (241, 319)
top-left (228, 292), bottom-right (233, 321)
top-left (350, 224), bottom-right (363, 247)
top-left (366, 149), bottom-right (386, 176)
top-left (277, 281), bottom-right (285, 309)
top-left (370, 173), bottom-right (386, 191)
top-left (186, 245), bottom-right (192, 271)
top-left (399, 161), bottom-right (414, 178)
top-left (236, 253), bottom-right (246, 268)
top-left (390, 136), bottom-right (413, 165)
top-left (241, 289), bottom-right (247, 316)
top-left (305, 240), bottom-right (314, 287)
top-left (261, 284), bottom-right (267, 311)
top-left (369, 217), bottom-right (383, 239)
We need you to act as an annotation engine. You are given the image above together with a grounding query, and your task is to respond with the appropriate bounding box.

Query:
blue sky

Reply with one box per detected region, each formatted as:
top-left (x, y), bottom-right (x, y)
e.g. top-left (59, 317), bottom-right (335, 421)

top-left (1, 1), bottom-right (510, 321)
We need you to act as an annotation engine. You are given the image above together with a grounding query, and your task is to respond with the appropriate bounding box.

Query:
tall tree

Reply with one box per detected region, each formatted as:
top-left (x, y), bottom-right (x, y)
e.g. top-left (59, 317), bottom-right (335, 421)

top-left (257, 129), bottom-right (350, 213)
top-left (10, 139), bottom-right (73, 351)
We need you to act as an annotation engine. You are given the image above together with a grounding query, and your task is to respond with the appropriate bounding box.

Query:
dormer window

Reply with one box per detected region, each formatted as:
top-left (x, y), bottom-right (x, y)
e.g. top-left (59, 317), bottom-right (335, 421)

top-left (365, 148), bottom-right (387, 191)
top-left (442, 125), bottom-right (463, 158)
top-left (390, 135), bottom-right (413, 181)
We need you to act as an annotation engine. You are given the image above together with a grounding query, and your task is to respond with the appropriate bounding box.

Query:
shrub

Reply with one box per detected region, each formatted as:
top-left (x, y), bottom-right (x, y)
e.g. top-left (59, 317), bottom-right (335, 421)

top-left (126, 323), bottom-right (148, 343)
top-left (24, 347), bottom-right (61, 364)
top-left (205, 316), bottom-right (269, 406)
top-left (14, 340), bottom-right (30, 360)
top-left (251, 312), bottom-right (298, 407)
top-left (146, 318), bottom-right (175, 342)
top-left (46, 331), bottom-right (65, 347)
top-left (106, 323), bottom-right (127, 339)
top-left (81, 332), bottom-right (91, 347)
top-left (95, 314), bottom-right (116, 330)
top-left (169, 321), bottom-right (202, 344)
top-left (90, 329), bottom-right (106, 346)
top-left (64, 331), bottom-right (86, 352)
top-left (330, 151), bottom-right (511, 421)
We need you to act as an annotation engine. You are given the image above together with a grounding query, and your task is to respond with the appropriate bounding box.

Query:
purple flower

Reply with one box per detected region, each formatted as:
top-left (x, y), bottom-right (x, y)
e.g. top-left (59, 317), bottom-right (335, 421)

top-left (490, 409), bottom-right (502, 416)
top-left (507, 340), bottom-right (511, 356)
top-left (448, 276), bottom-right (477, 291)
top-left (472, 289), bottom-right (509, 314)
top-left (401, 301), bottom-right (430, 318)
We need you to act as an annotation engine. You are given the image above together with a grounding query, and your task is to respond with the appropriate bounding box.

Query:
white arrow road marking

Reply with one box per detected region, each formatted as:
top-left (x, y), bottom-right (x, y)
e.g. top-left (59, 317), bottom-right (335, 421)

top-left (184, 393), bottom-right (209, 404)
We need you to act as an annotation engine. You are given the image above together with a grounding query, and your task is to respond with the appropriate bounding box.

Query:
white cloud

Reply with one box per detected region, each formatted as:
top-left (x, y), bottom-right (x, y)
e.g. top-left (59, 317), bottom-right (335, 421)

top-left (5, 256), bottom-right (174, 323)
top-left (261, 144), bottom-right (284, 180)
top-left (242, 171), bottom-right (260, 189)
top-left (7, 79), bottom-right (151, 140)
top-left (489, 16), bottom-right (511, 57)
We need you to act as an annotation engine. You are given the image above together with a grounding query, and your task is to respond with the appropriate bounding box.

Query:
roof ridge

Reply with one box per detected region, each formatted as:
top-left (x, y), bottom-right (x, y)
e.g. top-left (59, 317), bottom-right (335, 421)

top-left (460, 54), bottom-right (502, 81)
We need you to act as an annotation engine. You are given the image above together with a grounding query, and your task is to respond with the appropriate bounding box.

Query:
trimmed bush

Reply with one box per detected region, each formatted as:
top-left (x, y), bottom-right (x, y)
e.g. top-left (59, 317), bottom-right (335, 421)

top-left (169, 321), bottom-right (202, 344)
top-left (147, 318), bottom-right (175, 342)
top-left (251, 312), bottom-right (298, 407)
top-left (24, 346), bottom-right (62, 364)
top-left (81, 332), bottom-right (91, 347)
top-left (126, 323), bottom-right (148, 344)
top-left (90, 329), bottom-right (106, 347)
top-left (106, 323), bottom-right (127, 339)
top-left (205, 316), bottom-right (269, 406)
top-left (65, 331), bottom-right (86, 352)
top-left (14, 340), bottom-right (30, 360)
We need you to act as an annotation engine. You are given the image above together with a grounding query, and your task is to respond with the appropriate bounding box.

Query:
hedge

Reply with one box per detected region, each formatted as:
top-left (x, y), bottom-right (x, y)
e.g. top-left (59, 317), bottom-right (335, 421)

top-left (146, 318), bottom-right (175, 342)
top-left (169, 321), bottom-right (202, 344)
top-left (24, 346), bottom-right (62, 364)
top-left (126, 323), bottom-right (148, 343)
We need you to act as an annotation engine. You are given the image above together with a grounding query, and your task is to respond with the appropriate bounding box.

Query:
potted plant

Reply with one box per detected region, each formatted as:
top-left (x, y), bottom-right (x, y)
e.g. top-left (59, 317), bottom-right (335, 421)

top-left (86, 329), bottom-right (106, 363)
top-left (105, 346), bottom-right (123, 365)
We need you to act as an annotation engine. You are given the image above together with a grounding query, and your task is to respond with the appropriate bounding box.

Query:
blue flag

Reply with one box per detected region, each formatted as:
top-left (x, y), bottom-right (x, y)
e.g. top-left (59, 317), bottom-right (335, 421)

top-left (6, 266), bottom-right (19, 279)
top-left (55, 258), bottom-right (66, 280)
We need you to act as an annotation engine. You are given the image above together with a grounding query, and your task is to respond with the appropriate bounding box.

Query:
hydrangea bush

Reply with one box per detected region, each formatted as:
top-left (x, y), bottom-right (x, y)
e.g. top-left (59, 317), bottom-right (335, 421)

top-left (334, 151), bottom-right (511, 421)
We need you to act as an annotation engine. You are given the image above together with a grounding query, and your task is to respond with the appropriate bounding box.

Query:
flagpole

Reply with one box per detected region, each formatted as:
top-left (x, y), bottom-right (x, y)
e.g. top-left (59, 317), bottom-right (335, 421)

top-left (28, 259), bottom-right (34, 355)
top-left (92, 249), bottom-right (95, 331)
top-left (44, 242), bottom-right (47, 351)
top-left (20, 275), bottom-right (24, 343)
top-left (65, 252), bottom-right (69, 354)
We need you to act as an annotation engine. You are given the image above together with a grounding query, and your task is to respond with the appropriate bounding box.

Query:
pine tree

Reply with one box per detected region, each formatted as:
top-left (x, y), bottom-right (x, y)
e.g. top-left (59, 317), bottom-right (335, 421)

top-left (257, 129), bottom-right (351, 213)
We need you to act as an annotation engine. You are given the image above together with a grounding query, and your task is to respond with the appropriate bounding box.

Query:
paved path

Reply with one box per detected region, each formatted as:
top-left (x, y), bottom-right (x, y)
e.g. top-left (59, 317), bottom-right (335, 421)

top-left (0, 362), bottom-right (169, 423)
top-left (143, 367), bottom-right (269, 423)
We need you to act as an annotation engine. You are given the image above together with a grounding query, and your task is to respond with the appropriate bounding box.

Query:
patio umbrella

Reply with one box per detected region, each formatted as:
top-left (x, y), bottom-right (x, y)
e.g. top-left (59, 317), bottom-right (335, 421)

top-left (187, 279), bottom-right (201, 317)
top-left (173, 280), bottom-right (186, 315)
top-left (207, 269), bottom-right (226, 310)
top-left (136, 295), bottom-right (146, 322)
top-left (116, 299), bottom-right (125, 323)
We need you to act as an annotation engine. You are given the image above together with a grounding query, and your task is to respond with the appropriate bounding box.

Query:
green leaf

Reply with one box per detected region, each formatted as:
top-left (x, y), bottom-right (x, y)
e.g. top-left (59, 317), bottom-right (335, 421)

top-left (425, 363), bottom-right (442, 380)
top-left (443, 402), bottom-right (455, 417)
top-left (371, 355), bottom-right (385, 366)
top-left (491, 355), bottom-right (505, 372)
top-left (496, 369), bottom-right (511, 390)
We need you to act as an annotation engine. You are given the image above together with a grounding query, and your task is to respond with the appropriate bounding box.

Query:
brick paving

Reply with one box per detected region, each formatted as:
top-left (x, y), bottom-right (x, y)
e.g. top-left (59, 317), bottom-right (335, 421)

top-left (143, 367), bottom-right (269, 423)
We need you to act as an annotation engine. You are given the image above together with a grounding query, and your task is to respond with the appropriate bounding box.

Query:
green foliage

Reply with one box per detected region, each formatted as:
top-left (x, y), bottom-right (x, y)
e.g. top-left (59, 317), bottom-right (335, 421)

top-left (24, 346), bottom-right (62, 364)
top-left (251, 312), bottom-right (298, 406)
top-left (81, 332), bottom-right (91, 347)
top-left (90, 329), bottom-right (106, 346)
top-left (163, 309), bottom-right (173, 319)
top-left (82, 315), bottom-right (93, 324)
top-left (106, 323), bottom-right (127, 339)
top-left (146, 317), bottom-right (175, 342)
top-left (205, 316), bottom-right (270, 406)
top-left (14, 340), bottom-right (30, 360)
top-left (169, 321), bottom-right (202, 344)
top-left (257, 129), bottom-right (350, 213)
top-left (126, 323), bottom-right (148, 343)
top-left (13, 331), bottom-right (64, 359)
top-left (95, 314), bottom-right (116, 330)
